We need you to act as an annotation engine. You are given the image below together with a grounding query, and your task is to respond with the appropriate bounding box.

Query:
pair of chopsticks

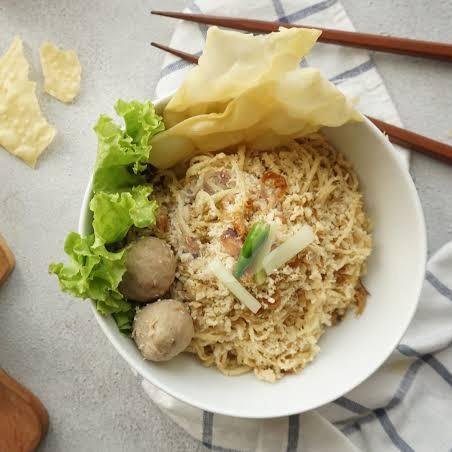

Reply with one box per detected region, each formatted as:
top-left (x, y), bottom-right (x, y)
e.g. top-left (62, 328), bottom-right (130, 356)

top-left (151, 10), bottom-right (452, 164)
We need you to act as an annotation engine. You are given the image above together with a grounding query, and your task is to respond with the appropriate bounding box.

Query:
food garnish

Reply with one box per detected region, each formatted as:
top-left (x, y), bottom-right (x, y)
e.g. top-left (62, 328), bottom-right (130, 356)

top-left (49, 232), bottom-right (129, 314)
top-left (92, 99), bottom-right (164, 192)
top-left (112, 310), bottom-right (136, 336)
top-left (262, 225), bottom-right (315, 274)
top-left (149, 26), bottom-right (361, 169)
top-left (233, 222), bottom-right (270, 279)
top-left (253, 223), bottom-right (276, 285)
top-left (210, 260), bottom-right (261, 313)
top-left (49, 100), bottom-right (164, 334)
top-left (220, 228), bottom-right (242, 257)
top-left (90, 186), bottom-right (157, 246)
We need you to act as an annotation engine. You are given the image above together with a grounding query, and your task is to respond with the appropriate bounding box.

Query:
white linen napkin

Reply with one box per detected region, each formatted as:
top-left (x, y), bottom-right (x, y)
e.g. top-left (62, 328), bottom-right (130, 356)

top-left (140, 1), bottom-right (452, 450)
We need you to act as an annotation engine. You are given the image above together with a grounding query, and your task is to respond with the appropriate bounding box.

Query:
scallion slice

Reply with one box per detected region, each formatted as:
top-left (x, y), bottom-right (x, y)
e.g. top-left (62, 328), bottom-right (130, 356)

top-left (262, 225), bottom-right (314, 275)
top-left (210, 260), bottom-right (261, 313)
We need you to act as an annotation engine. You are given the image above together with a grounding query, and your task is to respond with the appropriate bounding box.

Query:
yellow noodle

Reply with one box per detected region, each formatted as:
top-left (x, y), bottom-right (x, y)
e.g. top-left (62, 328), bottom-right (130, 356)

top-left (153, 134), bottom-right (372, 382)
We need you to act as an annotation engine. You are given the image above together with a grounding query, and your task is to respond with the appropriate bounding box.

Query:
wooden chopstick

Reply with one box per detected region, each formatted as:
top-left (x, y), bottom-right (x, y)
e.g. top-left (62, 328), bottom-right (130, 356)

top-left (151, 10), bottom-right (452, 62)
top-left (151, 42), bottom-right (199, 64)
top-left (368, 118), bottom-right (452, 164)
top-left (151, 42), bottom-right (452, 164)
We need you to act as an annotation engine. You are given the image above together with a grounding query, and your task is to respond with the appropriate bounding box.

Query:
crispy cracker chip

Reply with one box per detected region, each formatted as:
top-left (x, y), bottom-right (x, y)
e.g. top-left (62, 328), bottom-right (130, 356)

top-left (0, 37), bottom-right (56, 167)
top-left (40, 42), bottom-right (81, 103)
top-left (0, 36), bottom-right (29, 83)
top-left (149, 27), bottom-right (361, 169)
top-left (164, 26), bottom-right (322, 127)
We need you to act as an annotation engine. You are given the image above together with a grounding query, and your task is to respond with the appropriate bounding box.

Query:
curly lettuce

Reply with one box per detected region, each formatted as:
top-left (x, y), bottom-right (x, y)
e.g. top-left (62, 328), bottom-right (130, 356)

top-left (49, 99), bottom-right (165, 334)
top-left (112, 310), bottom-right (136, 336)
top-left (93, 100), bottom-right (164, 193)
top-left (90, 185), bottom-right (158, 246)
top-left (49, 233), bottom-right (130, 315)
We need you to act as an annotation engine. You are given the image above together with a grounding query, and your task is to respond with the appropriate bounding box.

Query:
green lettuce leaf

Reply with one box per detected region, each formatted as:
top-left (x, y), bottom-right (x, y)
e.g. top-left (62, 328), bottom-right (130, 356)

top-left (49, 232), bottom-right (131, 316)
top-left (90, 185), bottom-right (158, 246)
top-left (92, 100), bottom-right (165, 193)
top-left (112, 309), bottom-right (136, 336)
top-left (50, 99), bottom-right (165, 335)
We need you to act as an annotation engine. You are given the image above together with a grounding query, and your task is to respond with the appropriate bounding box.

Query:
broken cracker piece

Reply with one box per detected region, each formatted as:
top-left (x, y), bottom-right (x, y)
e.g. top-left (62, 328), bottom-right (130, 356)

top-left (0, 37), bottom-right (56, 167)
top-left (40, 41), bottom-right (81, 103)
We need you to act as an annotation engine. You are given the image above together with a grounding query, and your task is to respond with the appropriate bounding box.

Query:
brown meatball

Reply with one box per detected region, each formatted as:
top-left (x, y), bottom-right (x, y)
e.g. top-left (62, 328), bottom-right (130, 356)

top-left (119, 237), bottom-right (176, 303)
top-left (132, 299), bottom-right (194, 362)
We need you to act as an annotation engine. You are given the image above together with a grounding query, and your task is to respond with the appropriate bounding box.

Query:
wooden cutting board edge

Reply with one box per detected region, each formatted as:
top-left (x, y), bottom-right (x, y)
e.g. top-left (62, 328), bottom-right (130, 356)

top-left (0, 369), bottom-right (49, 436)
top-left (0, 385), bottom-right (44, 452)
top-left (0, 233), bottom-right (15, 286)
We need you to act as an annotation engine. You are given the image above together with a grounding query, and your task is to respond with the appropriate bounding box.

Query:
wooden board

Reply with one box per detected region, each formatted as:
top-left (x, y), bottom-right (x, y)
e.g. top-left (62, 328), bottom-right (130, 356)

top-left (0, 234), bottom-right (15, 286)
top-left (0, 369), bottom-right (49, 452)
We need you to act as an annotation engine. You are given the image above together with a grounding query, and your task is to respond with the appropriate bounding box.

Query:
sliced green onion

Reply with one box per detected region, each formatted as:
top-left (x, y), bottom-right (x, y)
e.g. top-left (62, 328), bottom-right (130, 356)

top-left (262, 225), bottom-right (315, 275)
top-left (210, 260), bottom-right (261, 313)
top-left (253, 223), bottom-right (277, 285)
top-left (254, 269), bottom-right (267, 286)
top-left (233, 222), bottom-right (270, 279)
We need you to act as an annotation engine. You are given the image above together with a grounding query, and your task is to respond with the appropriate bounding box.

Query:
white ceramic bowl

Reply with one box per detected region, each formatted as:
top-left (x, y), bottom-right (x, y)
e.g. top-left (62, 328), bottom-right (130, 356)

top-left (79, 94), bottom-right (426, 418)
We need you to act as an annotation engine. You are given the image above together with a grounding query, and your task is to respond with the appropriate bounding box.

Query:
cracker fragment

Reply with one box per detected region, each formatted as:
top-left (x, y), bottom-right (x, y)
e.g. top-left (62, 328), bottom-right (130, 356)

top-left (0, 37), bottom-right (56, 167)
top-left (40, 41), bottom-right (81, 103)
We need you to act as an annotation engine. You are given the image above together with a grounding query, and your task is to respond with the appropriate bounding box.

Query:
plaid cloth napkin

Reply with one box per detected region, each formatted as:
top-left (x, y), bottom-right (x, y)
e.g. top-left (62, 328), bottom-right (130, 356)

top-left (141, 1), bottom-right (452, 450)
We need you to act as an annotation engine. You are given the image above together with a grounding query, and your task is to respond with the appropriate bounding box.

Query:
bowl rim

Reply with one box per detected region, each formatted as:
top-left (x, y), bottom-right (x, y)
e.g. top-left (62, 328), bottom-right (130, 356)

top-left (79, 93), bottom-right (427, 418)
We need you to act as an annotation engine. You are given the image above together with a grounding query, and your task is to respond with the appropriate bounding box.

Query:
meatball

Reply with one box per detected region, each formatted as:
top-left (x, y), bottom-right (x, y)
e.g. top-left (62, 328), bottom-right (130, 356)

top-left (132, 299), bottom-right (194, 362)
top-left (119, 237), bottom-right (176, 303)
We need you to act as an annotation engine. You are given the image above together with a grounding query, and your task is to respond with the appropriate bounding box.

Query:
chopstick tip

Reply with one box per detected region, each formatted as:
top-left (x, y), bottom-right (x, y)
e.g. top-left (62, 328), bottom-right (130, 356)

top-left (150, 10), bottom-right (175, 18)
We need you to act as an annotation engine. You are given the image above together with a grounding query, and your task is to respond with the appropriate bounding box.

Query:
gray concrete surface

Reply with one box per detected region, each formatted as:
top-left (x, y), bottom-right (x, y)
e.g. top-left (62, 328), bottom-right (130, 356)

top-left (0, 0), bottom-right (451, 451)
